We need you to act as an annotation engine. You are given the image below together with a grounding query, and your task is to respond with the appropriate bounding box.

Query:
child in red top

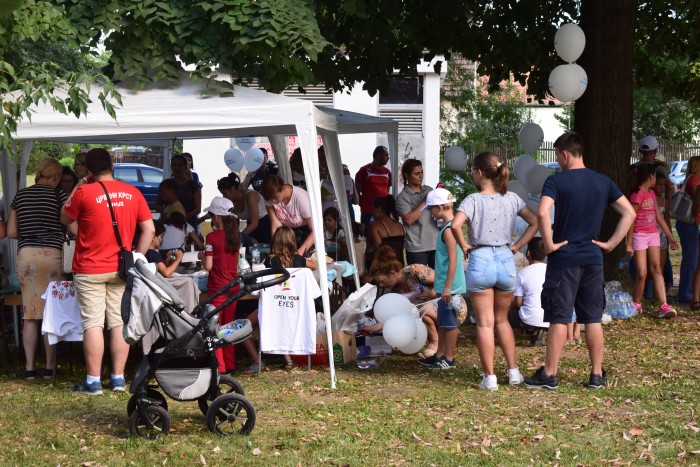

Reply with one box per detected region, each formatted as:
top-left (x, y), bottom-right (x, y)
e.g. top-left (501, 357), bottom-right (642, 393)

top-left (201, 197), bottom-right (241, 373)
top-left (626, 164), bottom-right (678, 318)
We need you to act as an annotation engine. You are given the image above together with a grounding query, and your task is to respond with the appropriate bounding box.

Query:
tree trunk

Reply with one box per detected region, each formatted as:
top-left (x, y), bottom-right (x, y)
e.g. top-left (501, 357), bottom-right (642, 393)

top-left (575, 0), bottom-right (637, 281)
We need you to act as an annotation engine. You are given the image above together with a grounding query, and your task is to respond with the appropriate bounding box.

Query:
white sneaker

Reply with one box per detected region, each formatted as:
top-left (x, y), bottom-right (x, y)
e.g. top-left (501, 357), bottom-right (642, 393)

top-left (507, 367), bottom-right (524, 385)
top-left (479, 373), bottom-right (498, 391)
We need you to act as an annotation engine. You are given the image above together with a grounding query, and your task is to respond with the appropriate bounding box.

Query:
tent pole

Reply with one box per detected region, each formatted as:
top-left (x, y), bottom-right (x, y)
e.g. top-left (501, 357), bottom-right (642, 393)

top-left (295, 123), bottom-right (336, 389)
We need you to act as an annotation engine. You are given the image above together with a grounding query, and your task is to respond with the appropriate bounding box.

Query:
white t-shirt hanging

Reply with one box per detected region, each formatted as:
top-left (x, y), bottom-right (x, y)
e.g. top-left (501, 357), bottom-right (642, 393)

top-left (513, 262), bottom-right (549, 328)
top-left (258, 268), bottom-right (322, 354)
top-left (41, 280), bottom-right (84, 345)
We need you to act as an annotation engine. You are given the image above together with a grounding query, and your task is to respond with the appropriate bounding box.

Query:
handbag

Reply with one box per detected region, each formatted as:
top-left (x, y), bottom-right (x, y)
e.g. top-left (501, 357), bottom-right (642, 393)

top-left (52, 189), bottom-right (75, 274)
top-left (98, 181), bottom-right (134, 280)
top-left (62, 236), bottom-right (76, 274)
top-left (669, 177), bottom-right (695, 224)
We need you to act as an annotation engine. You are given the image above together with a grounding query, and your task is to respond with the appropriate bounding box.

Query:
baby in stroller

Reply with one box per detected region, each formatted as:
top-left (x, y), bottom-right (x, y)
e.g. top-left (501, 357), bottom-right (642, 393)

top-left (122, 259), bottom-right (289, 439)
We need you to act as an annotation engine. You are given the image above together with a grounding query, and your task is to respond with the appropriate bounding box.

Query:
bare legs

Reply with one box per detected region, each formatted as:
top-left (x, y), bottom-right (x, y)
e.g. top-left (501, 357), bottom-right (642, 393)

top-left (22, 318), bottom-right (55, 373)
top-left (82, 326), bottom-right (129, 377)
top-left (470, 288), bottom-right (518, 376)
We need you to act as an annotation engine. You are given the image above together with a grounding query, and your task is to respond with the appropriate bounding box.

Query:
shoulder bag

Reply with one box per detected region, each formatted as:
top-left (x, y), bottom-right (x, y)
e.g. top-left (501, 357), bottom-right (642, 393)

top-left (98, 181), bottom-right (134, 280)
top-left (53, 189), bottom-right (75, 274)
top-left (669, 176), bottom-right (695, 224)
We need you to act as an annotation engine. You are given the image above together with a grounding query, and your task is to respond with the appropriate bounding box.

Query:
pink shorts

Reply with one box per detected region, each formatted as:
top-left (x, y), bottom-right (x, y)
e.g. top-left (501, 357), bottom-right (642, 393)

top-left (632, 231), bottom-right (661, 251)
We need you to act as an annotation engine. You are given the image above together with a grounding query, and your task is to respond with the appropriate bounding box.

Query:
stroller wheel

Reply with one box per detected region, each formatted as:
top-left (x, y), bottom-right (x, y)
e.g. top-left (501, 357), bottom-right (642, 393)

top-left (127, 389), bottom-right (168, 417)
top-left (206, 394), bottom-right (256, 436)
top-left (129, 404), bottom-right (171, 439)
top-left (197, 375), bottom-right (244, 416)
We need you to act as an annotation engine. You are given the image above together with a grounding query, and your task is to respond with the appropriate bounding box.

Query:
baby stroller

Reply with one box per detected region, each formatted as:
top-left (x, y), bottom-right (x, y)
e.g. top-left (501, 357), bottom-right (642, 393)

top-left (122, 259), bottom-right (289, 439)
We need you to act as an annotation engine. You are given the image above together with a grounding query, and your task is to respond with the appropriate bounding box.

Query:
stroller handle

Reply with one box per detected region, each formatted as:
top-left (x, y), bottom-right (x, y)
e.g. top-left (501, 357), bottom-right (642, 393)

top-left (240, 267), bottom-right (290, 293)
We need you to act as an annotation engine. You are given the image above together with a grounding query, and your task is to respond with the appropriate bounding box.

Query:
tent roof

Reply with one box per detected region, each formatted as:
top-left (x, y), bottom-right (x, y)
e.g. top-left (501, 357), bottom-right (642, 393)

top-left (10, 79), bottom-right (397, 143)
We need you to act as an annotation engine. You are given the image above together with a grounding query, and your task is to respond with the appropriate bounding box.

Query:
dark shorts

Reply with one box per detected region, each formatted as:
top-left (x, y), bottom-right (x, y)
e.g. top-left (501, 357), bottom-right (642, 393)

top-left (437, 297), bottom-right (458, 329)
top-left (406, 250), bottom-right (436, 269)
top-left (541, 264), bottom-right (605, 324)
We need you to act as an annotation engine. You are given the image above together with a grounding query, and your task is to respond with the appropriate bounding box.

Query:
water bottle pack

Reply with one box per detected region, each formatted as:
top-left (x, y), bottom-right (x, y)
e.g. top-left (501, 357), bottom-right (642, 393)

top-left (605, 291), bottom-right (637, 319)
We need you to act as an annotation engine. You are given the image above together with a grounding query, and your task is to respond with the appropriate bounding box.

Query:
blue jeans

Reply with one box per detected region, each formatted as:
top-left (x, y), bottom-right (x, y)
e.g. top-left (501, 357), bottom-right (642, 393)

top-left (466, 246), bottom-right (516, 293)
top-left (675, 220), bottom-right (698, 302)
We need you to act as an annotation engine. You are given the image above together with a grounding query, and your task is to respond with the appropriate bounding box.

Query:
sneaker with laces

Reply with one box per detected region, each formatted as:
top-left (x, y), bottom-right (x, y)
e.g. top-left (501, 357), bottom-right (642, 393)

top-left (523, 366), bottom-right (559, 390)
top-left (632, 302), bottom-right (643, 312)
top-left (658, 303), bottom-right (677, 319)
top-left (479, 374), bottom-right (498, 391)
top-left (428, 357), bottom-right (456, 370)
top-left (418, 354), bottom-right (440, 368)
top-left (72, 379), bottom-right (103, 396)
top-left (507, 367), bottom-right (524, 385)
top-left (588, 369), bottom-right (607, 389)
top-left (109, 376), bottom-right (126, 392)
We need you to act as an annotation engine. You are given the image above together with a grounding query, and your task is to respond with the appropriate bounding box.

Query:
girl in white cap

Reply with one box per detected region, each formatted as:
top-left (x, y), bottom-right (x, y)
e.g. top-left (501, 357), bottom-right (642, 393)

top-left (200, 196), bottom-right (241, 374)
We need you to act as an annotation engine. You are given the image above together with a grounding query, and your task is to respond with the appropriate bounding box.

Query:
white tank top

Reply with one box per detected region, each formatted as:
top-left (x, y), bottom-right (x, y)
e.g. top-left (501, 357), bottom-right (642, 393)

top-left (237, 189), bottom-right (268, 221)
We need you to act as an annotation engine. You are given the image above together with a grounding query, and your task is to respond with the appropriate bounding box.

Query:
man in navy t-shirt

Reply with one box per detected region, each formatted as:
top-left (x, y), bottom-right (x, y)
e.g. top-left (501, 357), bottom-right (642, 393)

top-left (524, 132), bottom-right (635, 391)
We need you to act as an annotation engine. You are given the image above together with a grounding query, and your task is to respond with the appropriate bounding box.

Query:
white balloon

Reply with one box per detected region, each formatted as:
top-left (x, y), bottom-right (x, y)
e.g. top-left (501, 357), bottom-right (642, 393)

top-left (398, 319), bottom-right (428, 354)
top-left (570, 64), bottom-right (588, 101)
top-left (554, 23), bottom-right (586, 63)
top-left (244, 147), bottom-right (265, 172)
top-left (444, 146), bottom-right (468, 171)
top-left (235, 137), bottom-right (255, 152)
top-left (224, 147), bottom-right (244, 172)
top-left (513, 154), bottom-right (537, 182)
top-left (508, 180), bottom-right (529, 202)
top-left (373, 293), bottom-right (413, 323)
top-left (519, 124), bottom-right (544, 153)
top-left (383, 314), bottom-right (417, 349)
top-left (526, 198), bottom-right (539, 214)
top-left (549, 64), bottom-right (581, 102)
top-left (526, 165), bottom-right (552, 195)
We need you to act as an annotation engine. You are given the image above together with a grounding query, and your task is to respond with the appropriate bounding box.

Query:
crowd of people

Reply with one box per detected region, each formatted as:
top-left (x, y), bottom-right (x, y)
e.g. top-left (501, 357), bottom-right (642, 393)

top-left (1, 130), bottom-right (694, 392)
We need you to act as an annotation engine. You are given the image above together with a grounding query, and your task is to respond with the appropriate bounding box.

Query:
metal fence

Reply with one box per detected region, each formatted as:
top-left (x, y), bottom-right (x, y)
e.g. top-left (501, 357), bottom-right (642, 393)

top-left (450, 141), bottom-right (700, 168)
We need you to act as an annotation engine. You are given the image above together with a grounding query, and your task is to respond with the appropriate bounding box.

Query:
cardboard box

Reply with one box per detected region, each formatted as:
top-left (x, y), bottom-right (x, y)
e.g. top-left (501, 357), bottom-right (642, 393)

top-left (290, 331), bottom-right (357, 366)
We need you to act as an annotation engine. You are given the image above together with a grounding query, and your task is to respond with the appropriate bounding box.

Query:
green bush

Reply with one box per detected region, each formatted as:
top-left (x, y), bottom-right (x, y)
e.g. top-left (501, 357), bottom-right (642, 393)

top-left (27, 142), bottom-right (78, 174)
top-left (58, 156), bottom-right (75, 168)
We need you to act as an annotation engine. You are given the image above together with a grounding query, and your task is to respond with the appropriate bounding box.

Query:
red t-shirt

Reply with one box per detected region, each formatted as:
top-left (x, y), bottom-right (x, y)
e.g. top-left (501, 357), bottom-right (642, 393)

top-left (629, 188), bottom-right (657, 234)
top-left (355, 164), bottom-right (391, 214)
top-left (63, 180), bottom-right (152, 274)
top-left (204, 229), bottom-right (239, 293)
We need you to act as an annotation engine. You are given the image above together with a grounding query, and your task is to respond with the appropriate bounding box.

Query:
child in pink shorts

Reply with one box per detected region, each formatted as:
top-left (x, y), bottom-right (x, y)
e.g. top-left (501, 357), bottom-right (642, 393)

top-left (626, 164), bottom-right (678, 318)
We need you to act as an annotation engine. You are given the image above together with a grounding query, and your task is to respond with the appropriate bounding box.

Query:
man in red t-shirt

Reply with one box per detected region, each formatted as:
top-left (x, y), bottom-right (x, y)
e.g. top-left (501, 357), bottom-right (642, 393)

top-left (61, 148), bottom-right (155, 395)
top-left (355, 145), bottom-right (391, 235)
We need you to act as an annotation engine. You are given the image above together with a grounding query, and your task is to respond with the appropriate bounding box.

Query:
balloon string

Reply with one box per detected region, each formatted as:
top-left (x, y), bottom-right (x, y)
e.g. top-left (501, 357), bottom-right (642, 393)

top-left (414, 298), bottom-right (440, 318)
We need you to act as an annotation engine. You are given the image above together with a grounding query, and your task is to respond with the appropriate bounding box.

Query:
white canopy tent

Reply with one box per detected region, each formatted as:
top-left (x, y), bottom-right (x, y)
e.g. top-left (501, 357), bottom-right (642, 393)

top-left (1, 78), bottom-right (398, 388)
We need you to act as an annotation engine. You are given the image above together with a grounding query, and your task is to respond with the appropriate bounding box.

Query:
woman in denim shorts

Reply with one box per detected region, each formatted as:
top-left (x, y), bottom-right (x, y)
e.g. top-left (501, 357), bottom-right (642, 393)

top-left (451, 152), bottom-right (538, 391)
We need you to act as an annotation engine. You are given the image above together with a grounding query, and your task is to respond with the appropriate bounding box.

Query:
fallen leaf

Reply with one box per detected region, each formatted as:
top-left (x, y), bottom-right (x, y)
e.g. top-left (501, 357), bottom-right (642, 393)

top-left (412, 432), bottom-right (423, 443)
top-left (212, 446), bottom-right (221, 453)
top-left (555, 450), bottom-right (561, 460)
top-left (690, 450), bottom-right (700, 456)
top-left (622, 432), bottom-right (632, 441)
top-left (480, 447), bottom-right (490, 456)
top-left (434, 421), bottom-right (444, 429)
top-left (629, 427), bottom-right (644, 436)
top-left (252, 448), bottom-right (261, 456)
top-left (533, 434), bottom-right (545, 441)
top-left (199, 454), bottom-right (206, 465)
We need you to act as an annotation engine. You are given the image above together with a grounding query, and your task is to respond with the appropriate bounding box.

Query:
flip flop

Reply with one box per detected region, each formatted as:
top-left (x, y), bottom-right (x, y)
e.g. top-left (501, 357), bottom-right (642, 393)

top-left (281, 359), bottom-right (296, 369)
top-left (243, 363), bottom-right (269, 375)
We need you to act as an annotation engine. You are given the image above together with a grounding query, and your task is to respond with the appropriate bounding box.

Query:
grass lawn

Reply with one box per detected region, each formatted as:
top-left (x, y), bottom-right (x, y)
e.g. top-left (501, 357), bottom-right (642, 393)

top-left (0, 310), bottom-right (698, 466)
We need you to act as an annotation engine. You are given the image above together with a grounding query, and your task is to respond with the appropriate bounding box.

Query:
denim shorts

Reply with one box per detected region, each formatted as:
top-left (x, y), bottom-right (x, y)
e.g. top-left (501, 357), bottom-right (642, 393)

top-left (465, 246), bottom-right (516, 293)
top-left (437, 298), bottom-right (458, 329)
top-left (541, 264), bottom-right (605, 324)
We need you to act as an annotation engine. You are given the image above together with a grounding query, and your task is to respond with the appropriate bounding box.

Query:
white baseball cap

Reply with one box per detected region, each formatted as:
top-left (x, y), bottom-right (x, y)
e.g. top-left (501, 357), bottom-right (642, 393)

top-left (421, 188), bottom-right (455, 210)
top-left (204, 196), bottom-right (237, 217)
top-left (639, 135), bottom-right (659, 151)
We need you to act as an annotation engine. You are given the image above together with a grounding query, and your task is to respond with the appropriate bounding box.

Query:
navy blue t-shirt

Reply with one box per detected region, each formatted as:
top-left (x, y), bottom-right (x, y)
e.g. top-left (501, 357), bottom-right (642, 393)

top-left (542, 168), bottom-right (623, 269)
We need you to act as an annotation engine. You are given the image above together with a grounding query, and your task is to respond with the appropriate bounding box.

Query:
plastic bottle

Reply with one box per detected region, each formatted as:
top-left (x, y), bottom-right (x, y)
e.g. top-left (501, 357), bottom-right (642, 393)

top-left (251, 244), bottom-right (261, 266)
top-left (238, 247), bottom-right (251, 275)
